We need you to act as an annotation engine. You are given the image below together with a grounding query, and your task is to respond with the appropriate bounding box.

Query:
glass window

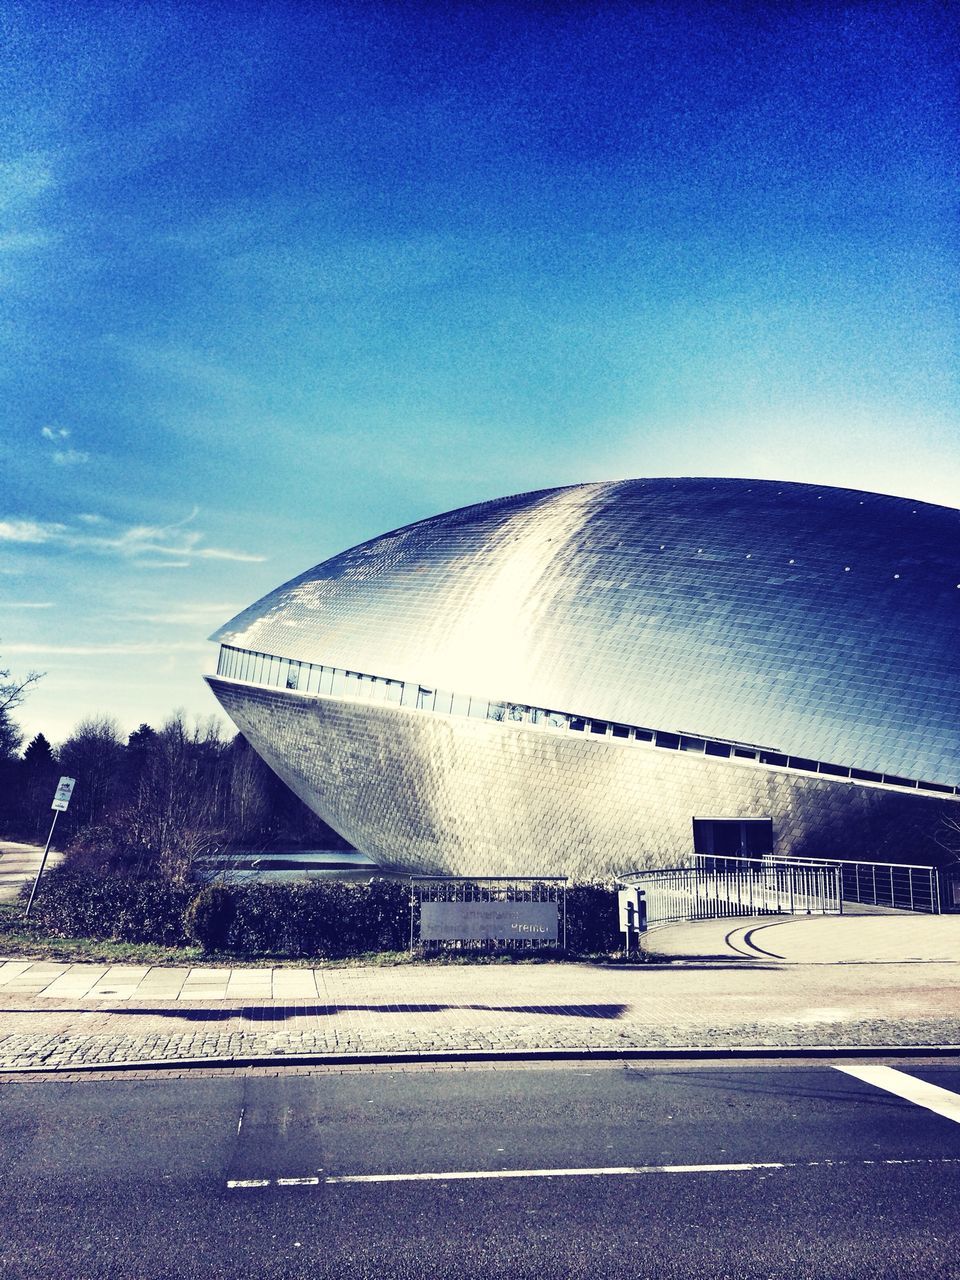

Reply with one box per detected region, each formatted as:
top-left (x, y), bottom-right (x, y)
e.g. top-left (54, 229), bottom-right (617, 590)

top-left (611, 723), bottom-right (630, 739)
top-left (385, 680), bottom-right (402, 704)
top-left (450, 692), bottom-right (470, 716)
top-left (570, 717), bottom-right (586, 732)
top-left (417, 686), bottom-right (436, 712)
top-left (286, 661), bottom-right (300, 691)
top-left (487, 701), bottom-right (507, 721)
top-left (590, 720), bottom-right (608, 735)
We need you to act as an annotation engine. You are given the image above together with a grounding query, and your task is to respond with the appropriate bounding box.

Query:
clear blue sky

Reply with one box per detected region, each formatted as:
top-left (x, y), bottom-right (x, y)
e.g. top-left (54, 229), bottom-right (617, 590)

top-left (2, 1), bottom-right (957, 745)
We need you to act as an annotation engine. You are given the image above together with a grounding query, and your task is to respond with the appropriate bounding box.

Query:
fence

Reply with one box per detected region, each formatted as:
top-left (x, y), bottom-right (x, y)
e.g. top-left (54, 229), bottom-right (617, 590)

top-left (620, 855), bottom-right (841, 928)
top-left (409, 877), bottom-right (567, 952)
top-left (765, 855), bottom-right (942, 913)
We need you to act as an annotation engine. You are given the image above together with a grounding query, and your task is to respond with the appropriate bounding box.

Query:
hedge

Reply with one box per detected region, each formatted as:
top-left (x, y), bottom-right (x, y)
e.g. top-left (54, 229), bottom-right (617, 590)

top-left (24, 869), bottom-right (622, 957)
top-left (24, 866), bottom-right (194, 946)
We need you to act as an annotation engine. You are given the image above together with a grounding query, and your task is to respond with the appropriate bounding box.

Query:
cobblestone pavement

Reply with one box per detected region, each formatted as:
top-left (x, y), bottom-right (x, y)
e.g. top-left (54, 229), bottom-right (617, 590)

top-left (1, 956), bottom-right (959, 1070)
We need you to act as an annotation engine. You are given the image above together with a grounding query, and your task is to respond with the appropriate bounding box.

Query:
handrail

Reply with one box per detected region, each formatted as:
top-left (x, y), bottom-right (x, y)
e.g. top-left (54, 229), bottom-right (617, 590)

top-left (213, 642), bottom-right (960, 801)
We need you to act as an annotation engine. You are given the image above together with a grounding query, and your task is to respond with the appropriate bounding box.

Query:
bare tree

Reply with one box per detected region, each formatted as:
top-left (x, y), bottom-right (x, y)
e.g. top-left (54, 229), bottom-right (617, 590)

top-left (120, 712), bottom-right (228, 880)
top-left (57, 715), bottom-right (124, 830)
top-left (0, 651), bottom-right (44, 760)
top-left (935, 808), bottom-right (960, 863)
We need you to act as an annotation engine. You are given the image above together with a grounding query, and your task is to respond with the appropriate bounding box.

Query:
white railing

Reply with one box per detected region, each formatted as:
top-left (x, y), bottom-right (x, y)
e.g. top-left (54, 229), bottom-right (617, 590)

top-left (765, 855), bottom-right (942, 913)
top-left (620, 855), bottom-right (841, 927)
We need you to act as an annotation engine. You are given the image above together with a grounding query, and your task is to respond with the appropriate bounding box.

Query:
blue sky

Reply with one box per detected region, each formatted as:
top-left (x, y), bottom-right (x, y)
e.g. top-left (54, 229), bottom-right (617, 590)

top-left (2, 1), bottom-right (957, 745)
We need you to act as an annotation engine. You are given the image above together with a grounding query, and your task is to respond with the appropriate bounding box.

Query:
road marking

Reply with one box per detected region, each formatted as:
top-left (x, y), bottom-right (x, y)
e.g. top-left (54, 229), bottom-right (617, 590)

top-left (327, 1167), bottom-right (783, 1182)
top-left (835, 1065), bottom-right (960, 1125)
top-left (225, 1157), bottom-right (960, 1189)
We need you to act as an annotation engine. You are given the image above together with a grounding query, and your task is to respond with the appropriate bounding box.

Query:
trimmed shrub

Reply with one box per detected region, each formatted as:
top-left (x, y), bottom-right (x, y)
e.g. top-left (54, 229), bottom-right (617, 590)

top-left (184, 886), bottom-right (237, 951)
top-left (24, 866), bottom-right (193, 945)
top-left (564, 883), bottom-right (621, 953)
top-left (23, 870), bottom-right (622, 958)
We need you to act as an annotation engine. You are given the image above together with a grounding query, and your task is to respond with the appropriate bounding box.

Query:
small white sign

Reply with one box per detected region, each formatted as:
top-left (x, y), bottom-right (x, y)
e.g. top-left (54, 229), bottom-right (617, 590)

top-left (51, 776), bottom-right (76, 812)
top-left (618, 887), bottom-right (642, 931)
top-left (419, 900), bottom-right (558, 943)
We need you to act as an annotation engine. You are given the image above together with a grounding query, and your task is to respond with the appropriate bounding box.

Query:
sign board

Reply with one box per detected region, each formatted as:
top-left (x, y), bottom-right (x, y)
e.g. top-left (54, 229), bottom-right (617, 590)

top-left (51, 776), bottom-right (76, 812)
top-left (419, 900), bottom-right (558, 943)
top-left (618, 887), bottom-right (645, 932)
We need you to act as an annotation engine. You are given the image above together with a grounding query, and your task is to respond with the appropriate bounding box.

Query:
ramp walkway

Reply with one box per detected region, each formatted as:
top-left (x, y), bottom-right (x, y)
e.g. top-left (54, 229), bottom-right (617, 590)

top-left (641, 913), bottom-right (960, 964)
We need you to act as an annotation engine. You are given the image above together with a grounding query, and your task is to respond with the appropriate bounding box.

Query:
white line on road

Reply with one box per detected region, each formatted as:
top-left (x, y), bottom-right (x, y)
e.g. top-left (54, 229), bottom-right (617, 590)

top-left (834, 1065), bottom-right (960, 1125)
top-left (225, 1157), bottom-right (960, 1189)
top-left (324, 1162), bottom-right (785, 1184)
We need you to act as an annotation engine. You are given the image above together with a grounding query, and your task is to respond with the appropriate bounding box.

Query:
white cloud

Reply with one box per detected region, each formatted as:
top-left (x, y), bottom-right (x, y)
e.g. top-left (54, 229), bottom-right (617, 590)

top-left (0, 155), bottom-right (54, 210)
top-left (52, 449), bottom-right (90, 466)
top-left (1, 640), bottom-right (208, 656)
top-left (0, 510), bottom-right (265, 565)
top-left (116, 602), bottom-right (241, 625)
top-left (0, 518), bottom-right (64, 543)
top-left (3, 601), bottom-right (54, 609)
top-left (41, 426), bottom-right (70, 440)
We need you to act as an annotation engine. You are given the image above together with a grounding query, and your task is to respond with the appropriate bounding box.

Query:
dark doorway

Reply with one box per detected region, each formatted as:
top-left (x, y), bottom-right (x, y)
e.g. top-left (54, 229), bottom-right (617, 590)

top-left (692, 817), bottom-right (773, 859)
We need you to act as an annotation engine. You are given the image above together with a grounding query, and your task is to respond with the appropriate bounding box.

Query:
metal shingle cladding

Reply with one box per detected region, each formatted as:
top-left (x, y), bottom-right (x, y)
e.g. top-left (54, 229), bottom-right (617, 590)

top-left (207, 679), bottom-right (952, 879)
top-left (211, 478), bottom-right (960, 785)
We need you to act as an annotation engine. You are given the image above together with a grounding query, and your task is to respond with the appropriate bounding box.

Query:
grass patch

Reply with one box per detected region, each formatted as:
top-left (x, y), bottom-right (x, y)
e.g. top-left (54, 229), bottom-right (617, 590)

top-left (0, 904), bottom-right (629, 968)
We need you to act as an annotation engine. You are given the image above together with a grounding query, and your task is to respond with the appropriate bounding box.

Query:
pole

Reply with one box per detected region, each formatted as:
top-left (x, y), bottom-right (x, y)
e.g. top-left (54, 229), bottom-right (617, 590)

top-left (24, 809), bottom-right (60, 918)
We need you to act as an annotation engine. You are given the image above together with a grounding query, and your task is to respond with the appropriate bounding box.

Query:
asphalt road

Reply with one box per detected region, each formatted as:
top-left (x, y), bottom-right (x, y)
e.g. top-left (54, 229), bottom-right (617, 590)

top-left (1, 1060), bottom-right (959, 1280)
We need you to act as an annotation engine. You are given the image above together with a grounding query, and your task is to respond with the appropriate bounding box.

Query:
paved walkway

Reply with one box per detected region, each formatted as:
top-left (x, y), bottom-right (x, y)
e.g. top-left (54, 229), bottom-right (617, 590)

top-left (0, 841), bottom-right (63, 904)
top-left (641, 914), bottom-right (960, 963)
top-left (2, 944), bottom-right (960, 1071)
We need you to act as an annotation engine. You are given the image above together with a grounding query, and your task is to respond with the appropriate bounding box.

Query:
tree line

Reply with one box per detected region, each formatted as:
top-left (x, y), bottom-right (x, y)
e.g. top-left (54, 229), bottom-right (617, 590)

top-left (0, 657), bottom-right (349, 877)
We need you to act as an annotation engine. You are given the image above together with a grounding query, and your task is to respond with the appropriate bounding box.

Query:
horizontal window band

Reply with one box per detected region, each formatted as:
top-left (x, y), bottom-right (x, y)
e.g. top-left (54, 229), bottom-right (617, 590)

top-left (212, 645), bottom-right (958, 801)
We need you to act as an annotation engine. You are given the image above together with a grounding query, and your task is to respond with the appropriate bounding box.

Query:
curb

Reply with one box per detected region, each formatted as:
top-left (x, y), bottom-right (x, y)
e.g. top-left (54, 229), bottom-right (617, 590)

top-left (3, 1042), bottom-right (960, 1076)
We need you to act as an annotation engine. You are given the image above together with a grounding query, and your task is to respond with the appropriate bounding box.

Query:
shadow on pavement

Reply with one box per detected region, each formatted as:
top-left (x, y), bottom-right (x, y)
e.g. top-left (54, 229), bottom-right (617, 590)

top-left (2, 1002), bottom-right (630, 1021)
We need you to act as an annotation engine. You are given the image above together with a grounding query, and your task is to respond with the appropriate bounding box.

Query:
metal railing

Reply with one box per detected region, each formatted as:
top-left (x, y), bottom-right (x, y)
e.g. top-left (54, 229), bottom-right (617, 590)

top-left (213, 644), bottom-right (960, 801)
top-left (765, 855), bottom-right (942, 913)
top-left (620, 856), bottom-right (841, 928)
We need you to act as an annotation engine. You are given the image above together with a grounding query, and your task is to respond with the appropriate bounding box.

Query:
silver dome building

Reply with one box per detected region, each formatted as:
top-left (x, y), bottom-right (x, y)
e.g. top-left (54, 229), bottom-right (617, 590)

top-left (205, 479), bottom-right (960, 878)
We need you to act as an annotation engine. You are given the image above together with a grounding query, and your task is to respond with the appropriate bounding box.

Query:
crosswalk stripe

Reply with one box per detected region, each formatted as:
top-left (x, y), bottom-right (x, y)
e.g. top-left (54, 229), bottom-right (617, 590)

top-left (835, 1064), bottom-right (960, 1125)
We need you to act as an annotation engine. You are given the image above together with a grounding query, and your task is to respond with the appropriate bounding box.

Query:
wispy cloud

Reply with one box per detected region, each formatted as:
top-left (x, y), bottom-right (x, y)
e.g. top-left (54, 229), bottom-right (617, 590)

top-left (40, 426), bottom-right (88, 464)
top-left (116, 602), bottom-right (241, 626)
top-left (0, 511), bottom-right (265, 565)
top-left (0, 154), bottom-right (55, 211)
top-left (3, 601), bottom-right (54, 609)
top-left (0, 519), bottom-right (63, 544)
top-left (1, 640), bottom-right (208, 656)
top-left (0, 230), bottom-right (54, 253)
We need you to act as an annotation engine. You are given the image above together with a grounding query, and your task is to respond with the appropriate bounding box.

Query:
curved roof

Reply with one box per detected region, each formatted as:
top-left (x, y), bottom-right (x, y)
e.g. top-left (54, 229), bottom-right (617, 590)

top-left (212, 478), bottom-right (960, 784)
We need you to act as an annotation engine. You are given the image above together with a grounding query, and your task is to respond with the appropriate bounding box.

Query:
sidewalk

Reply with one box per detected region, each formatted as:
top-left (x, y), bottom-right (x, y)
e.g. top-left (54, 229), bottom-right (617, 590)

top-left (2, 944), bottom-right (960, 1072)
top-left (640, 913), bottom-right (960, 963)
top-left (0, 841), bottom-right (63, 904)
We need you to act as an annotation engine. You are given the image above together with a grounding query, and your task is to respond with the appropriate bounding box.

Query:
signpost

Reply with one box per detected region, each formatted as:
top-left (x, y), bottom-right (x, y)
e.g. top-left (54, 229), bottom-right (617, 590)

top-left (618, 886), bottom-right (646, 953)
top-left (24, 776), bottom-right (75, 918)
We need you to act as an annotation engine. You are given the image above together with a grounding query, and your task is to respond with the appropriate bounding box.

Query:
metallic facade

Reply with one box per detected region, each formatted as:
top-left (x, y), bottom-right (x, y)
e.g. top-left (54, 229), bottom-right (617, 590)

top-left (206, 479), bottom-right (960, 878)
